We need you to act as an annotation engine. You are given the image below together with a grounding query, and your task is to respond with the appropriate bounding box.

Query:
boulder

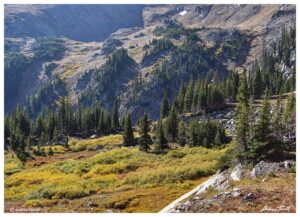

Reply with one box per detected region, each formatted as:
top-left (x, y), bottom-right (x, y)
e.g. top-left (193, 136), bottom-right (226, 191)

top-left (230, 163), bottom-right (244, 181)
top-left (250, 161), bottom-right (280, 178)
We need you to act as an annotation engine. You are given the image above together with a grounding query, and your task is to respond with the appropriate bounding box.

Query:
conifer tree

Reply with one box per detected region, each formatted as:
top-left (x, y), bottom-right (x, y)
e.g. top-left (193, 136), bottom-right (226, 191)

top-left (155, 120), bottom-right (168, 151)
top-left (112, 97), bottom-right (120, 131)
top-left (272, 92), bottom-right (284, 140)
top-left (33, 114), bottom-right (45, 139)
top-left (252, 66), bottom-right (263, 99)
top-left (139, 114), bottom-right (152, 152)
top-left (283, 93), bottom-right (296, 135)
top-left (178, 121), bottom-right (186, 146)
top-left (188, 120), bottom-right (198, 147)
top-left (160, 91), bottom-right (170, 118)
top-left (123, 114), bottom-right (135, 147)
top-left (166, 107), bottom-right (179, 141)
top-left (235, 70), bottom-right (251, 154)
top-left (177, 82), bottom-right (186, 113)
top-left (184, 80), bottom-right (194, 112)
top-left (254, 88), bottom-right (271, 142)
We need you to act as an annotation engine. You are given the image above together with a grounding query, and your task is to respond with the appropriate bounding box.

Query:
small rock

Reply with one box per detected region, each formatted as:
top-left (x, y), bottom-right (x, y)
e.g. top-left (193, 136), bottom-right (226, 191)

top-left (233, 187), bottom-right (240, 192)
top-left (243, 192), bottom-right (256, 201)
top-left (183, 200), bottom-right (191, 206)
top-left (86, 200), bottom-right (98, 207)
top-left (90, 134), bottom-right (97, 139)
top-left (232, 191), bottom-right (241, 197)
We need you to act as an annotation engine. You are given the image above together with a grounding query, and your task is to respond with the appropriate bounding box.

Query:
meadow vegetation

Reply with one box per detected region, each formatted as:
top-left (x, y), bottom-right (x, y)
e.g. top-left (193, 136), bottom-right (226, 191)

top-left (5, 134), bottom-right (230, 212)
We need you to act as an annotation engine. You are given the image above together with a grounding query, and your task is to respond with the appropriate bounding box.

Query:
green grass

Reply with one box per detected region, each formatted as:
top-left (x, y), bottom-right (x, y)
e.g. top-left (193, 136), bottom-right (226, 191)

top-left (4, 153), bottom-right (24, 175)
top-left (69, 134), bottom-right (124, 151)
top-left (5, 135), bottom-right (230, 212)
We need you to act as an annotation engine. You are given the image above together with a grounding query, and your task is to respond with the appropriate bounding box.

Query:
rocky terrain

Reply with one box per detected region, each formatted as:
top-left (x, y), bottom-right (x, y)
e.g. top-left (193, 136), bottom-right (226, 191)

top-left (160, 160), bottom-right (296, 213)
top-left (4, 4), bottom-right (296, 118)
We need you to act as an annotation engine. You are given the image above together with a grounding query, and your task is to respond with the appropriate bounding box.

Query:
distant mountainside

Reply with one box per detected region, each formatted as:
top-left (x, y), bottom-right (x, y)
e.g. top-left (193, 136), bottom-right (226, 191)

top-left (5, 4), bottom-right (145, 41)
top-left (4, 4), bottom-right (296, 120)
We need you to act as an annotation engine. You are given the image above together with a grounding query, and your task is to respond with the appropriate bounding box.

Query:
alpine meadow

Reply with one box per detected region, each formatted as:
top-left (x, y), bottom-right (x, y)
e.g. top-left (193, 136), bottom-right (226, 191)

top-left (4, 4), bottom-right (296, 213)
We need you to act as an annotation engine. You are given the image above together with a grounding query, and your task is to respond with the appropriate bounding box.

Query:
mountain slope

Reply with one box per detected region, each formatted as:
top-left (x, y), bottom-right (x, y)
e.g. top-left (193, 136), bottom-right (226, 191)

top-left (4, 4), bottom-right (296, 119)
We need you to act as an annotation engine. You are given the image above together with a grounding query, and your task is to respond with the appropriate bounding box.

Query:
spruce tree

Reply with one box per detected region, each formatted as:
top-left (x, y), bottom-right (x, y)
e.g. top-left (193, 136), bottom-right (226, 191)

top-left (188, 120), bottom-right (198, 147)
top-left (112, 97), bottom-right (120, 131)
top-left (155, 120), bottom-right (168, 151)
top-left (160, 91), bottom-right (170, 118)
top-left (166, 107), bottom-right (179, 142)
top-left (33, 114), bottom-right (45, 139)
top-left (123, 114), bottom-right (135, 147)
top-left (178, 120), bottom-right (186, 146)
top-left (235, 70), bottom-right (251, 154)
top-left (184, 80), bottom-right (194, 112)
top-left (283, 93), bottom-right (296, 136)
top-left (254, 88), bottom-right (271, 142)
top-left (252, 66), bottom-right (263, 99)
top-left (272, 92), bottom-right (284, 140)
top-left (139, 114), bottom-right (152, 152)
top-left (177, 82), bottom-right (186, 113)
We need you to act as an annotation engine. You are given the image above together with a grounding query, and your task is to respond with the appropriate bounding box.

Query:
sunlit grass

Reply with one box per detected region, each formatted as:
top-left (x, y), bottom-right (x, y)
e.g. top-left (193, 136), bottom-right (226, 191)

top-left (69, 134), bottom-right (124, 151)
top-left (4, 153), bottom-right (24, 175)
top-left (5, 135), bottom-right (230, 212)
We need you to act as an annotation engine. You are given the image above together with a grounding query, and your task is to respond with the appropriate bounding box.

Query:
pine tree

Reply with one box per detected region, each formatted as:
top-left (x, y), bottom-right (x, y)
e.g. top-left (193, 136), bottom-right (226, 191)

top-left (155, 120), bottom-right (168, 151)
top-left (166, 107), bottom-right (179, 142)
top-left (283, 93), bottom-right (296, 136)
top-left (177, 82), bottom-right (186, 113)
top-left (252, 66), bottom-right (263, 99)
top-left (184, 80), bottom-right (194, 112)
top-left (188, 120), bottom-right (198, 147)
top-left (112, 97), bottom-right (120, 131)
top-left (33, 114), bottom-right (45, 139)
top-left (178, 121), bottom-right (186, 146)
top-left (254, 88), bottom-right (271, 142)
top-left (138, 114), bottom-right (152, 152)
top-left (160, 91), bottom-right (170, 118)
top-left (235, 70), bottom-right (251, 154)
top-left (123, 114), bottom-right (135, 147)
top-left (272, 92), bottom-right (284, 140)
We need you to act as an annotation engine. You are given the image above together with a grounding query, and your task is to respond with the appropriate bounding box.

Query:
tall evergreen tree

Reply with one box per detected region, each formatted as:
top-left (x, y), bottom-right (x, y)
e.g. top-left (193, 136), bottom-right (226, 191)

top-left (138, 114), bottom-right (152, 152)
top-left (160, 91), bottom-right (170, 118)
top-left (178, 120), bottom-right (186, 146)
top-left (252, 65), bottom-right (263, 99)
top-left (184, 80), bottom-right (194, 112)
top-left (235, 70), bottom-right (251, 154)
top-left (155, 119), bottom-right (168, 150)
top-left (272, 92), bottom-right (284, 140)
top-left (166, 106), bottom-right (179, 141)
top-left (123, 114), bottom-right (135, 147)
top-left (112, 97), bottom-right (120, 131)
top-left (254, 88), bottom-right (271, 142)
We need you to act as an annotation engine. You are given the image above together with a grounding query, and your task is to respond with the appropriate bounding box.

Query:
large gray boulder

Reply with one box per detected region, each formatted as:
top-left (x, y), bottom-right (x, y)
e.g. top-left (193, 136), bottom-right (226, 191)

top-left (250, 161), bottom-right (280, 178)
